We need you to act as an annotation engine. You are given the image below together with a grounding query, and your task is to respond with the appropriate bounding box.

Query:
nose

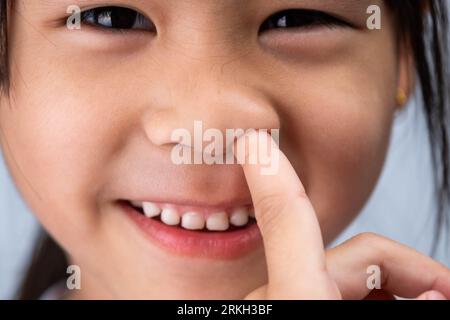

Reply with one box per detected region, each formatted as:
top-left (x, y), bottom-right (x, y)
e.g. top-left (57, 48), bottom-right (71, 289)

top-left (143, 61), bottom-right (280, 156)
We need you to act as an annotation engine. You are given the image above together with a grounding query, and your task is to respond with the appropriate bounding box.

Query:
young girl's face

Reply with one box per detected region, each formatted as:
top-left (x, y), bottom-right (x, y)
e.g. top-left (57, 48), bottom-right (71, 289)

top-left (0, 0), bottom-right (412, 298)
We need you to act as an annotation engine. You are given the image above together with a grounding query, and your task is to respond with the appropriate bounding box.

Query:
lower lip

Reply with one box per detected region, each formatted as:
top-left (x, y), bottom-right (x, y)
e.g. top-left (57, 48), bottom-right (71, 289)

top-left (121, 202), bottom-right (262, 259)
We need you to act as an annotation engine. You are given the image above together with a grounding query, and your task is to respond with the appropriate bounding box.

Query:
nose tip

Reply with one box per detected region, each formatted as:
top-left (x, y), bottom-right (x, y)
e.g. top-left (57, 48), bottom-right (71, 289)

top-left (143, 88), bottom-right (280, 153)
top-left (170, 121), bottom-right (249, 165)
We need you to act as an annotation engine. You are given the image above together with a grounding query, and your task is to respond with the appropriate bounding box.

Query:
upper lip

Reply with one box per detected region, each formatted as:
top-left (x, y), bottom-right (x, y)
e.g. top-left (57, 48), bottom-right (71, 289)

top-left (104, 143), bottom-right (253, 208)
top-left (108, 167), bottom-right (252, 208)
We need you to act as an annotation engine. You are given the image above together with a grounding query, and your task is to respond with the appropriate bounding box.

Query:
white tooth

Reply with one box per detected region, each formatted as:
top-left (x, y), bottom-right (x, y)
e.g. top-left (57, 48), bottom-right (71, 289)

top-left (142, 202), bottom-right (161, 218)
top-left (206, 212), bottom-right (229, 231)
top-left (181, 212), bottom-right (205, 230)
top-left (131, 200), bottom-right (143, 208)
top-left (248, 207), bottom-right (255, 218)
top-left (160, 208), bottom-right (180, 226)
top-left (230, 207), bottom-right (249, 227)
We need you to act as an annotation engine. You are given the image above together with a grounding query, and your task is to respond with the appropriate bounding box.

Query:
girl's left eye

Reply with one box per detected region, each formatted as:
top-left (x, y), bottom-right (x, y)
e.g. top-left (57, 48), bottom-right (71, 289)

top-left (260, 9), bottom-right (352, 32)
top-left (81, 6), bottom-right (155, 31)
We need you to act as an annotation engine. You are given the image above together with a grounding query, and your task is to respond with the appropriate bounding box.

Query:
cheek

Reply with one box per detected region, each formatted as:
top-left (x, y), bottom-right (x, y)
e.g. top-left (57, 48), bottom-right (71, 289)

top-left (0, 68), bottom-right (128, 248)
top-left (275, 66), bottom-right (397, 243)
top-left (300, 98), bottom-right (393, 243)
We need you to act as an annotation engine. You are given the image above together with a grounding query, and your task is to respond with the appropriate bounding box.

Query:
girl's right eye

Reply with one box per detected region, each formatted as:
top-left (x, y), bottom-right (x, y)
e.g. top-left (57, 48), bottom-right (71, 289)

top-left (81, 6), bottom-right (155, 32)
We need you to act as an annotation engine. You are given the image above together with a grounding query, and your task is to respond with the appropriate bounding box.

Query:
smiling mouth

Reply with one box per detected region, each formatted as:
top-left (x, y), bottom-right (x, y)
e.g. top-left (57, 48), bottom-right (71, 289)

top-left (124, 200), bottom-right (256, 232)
top-left (119, 198), bottom-right (262, 259)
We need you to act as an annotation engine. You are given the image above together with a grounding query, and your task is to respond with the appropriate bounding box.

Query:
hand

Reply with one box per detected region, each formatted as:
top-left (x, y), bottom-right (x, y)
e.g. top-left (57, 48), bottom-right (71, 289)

top-left (236, 131), bottom-right (450, 300)
top-left (327, 232), bottom-right (450, 300)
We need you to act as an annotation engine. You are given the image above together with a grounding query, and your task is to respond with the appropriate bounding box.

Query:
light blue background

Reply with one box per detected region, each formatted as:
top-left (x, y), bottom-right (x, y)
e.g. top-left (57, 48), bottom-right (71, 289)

top-left (1, 94), bottom-right (449, 299)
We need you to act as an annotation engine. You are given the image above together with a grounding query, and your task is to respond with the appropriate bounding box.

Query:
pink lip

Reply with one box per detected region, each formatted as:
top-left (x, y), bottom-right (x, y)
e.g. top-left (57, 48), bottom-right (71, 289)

top-left (121, 202), bottom-right (262, 259)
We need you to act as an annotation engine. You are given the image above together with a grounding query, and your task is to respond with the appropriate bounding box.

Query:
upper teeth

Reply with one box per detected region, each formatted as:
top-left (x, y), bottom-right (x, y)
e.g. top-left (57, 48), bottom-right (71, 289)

top-left (160, 208), bottom-right (180, 226)
top-left (206, 211), bottom-right (229, 231)
top-left (181, 212), bottom-right (206, 230)
top-left (230, 207), bottom-right (249, 227)
top-left (133, 201), bottom-right (253, 231)
top-left (143, 202), bottom-right (161, 218)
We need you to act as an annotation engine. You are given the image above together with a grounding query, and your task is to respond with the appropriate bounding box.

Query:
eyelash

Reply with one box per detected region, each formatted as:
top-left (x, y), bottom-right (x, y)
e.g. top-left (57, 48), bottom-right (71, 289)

top-left (261, 9), bottom-right (352, 32)
top-left (79, 7), bottom-right (350, 33)
top-left (80, 6), bottom-right (155, 32)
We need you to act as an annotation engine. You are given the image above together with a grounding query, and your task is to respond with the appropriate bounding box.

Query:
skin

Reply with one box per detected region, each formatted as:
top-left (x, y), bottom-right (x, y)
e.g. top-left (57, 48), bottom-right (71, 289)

top-left (240, 132), bottom-right (450, 299)
top-left (0, 0), bottom-right (448, 299)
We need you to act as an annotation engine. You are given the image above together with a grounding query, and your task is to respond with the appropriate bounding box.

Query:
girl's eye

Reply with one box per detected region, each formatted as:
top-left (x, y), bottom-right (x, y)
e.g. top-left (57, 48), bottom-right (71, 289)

top-left (81, 6), bottom-right (155, 31)
top-left (260, 9), bottom-right (351, 32)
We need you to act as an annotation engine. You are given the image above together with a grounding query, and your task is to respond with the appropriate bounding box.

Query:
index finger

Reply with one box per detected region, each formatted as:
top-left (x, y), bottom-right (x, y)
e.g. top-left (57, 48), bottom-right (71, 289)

top-left (235, 130), bottom-right (336, 297)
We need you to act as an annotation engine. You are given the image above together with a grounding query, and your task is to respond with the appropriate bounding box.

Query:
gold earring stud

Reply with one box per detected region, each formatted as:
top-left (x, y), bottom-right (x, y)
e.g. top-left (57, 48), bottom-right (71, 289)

top-left (396, 88), bottom-right (408, 106)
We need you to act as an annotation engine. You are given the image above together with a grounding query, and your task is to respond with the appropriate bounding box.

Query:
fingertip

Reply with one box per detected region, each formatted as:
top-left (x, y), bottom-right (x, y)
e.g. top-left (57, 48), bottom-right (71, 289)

top-left (232, 129), bottom-right (279, 165)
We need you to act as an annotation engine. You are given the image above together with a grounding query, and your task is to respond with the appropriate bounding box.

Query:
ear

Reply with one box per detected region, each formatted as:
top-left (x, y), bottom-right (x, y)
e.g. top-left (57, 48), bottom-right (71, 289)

top-left (396, 42), bottom-right (415, 109)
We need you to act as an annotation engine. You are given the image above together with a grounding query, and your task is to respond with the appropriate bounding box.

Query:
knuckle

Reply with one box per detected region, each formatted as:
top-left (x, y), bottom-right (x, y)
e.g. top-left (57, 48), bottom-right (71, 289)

top-left (352, 232), bottom-right (381, 243)
top-left (350, 232), bottom-right (387, 254)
